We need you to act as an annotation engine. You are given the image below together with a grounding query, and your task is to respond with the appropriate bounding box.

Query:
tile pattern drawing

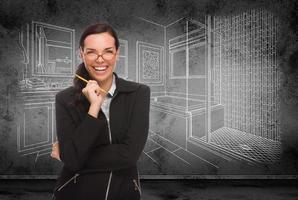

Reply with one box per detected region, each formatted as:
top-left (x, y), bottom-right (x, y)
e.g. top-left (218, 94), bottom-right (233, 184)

top-left (137, 41), bottom-right (164, 86)
top-left (143, 50), bottom-right (160, 80)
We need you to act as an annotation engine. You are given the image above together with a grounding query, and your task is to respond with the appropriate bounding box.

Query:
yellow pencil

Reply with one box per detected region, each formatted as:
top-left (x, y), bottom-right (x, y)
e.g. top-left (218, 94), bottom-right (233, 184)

top-left (75, 74), bottom-right (108, 94)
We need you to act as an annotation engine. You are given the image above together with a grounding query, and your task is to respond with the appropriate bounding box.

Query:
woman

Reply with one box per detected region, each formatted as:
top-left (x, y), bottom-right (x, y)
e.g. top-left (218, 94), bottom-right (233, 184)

top-left (51, 22), bottom-right (150, 200)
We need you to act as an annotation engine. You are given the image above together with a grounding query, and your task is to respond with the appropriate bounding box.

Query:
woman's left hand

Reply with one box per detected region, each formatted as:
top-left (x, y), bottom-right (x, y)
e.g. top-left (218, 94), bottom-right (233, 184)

top-left (51, 141), bottom-right (61, 161)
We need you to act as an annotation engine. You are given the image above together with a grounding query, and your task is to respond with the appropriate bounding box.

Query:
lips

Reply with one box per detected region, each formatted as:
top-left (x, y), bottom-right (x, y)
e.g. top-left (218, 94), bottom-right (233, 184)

top-left (94, 66), bottom-right (108, 71)
top-left (91, 65), bottom-right (109, 75)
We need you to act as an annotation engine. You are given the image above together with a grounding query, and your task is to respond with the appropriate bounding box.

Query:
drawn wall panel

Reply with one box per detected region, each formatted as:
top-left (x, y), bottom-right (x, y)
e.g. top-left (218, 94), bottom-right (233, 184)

top-left (17, 102), bottom-right (54, 158)
top-left (213, 9), bottom-right (281, 141)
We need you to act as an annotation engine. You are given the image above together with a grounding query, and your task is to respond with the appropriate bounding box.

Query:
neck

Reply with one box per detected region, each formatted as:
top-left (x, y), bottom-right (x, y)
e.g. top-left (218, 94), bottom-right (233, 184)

top-left (99, 75), bottom-right (113, 92)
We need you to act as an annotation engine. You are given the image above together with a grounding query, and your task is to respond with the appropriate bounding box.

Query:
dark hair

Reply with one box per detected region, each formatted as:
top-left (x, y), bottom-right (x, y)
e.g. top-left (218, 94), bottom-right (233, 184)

top-left (73, 23), bottom-right (119, 110)
top-left (79, 23), bottom-right (119, 50)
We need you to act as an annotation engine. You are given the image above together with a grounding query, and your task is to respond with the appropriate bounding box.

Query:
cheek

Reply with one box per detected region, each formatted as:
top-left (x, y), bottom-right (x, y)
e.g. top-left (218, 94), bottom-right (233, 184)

top-left (108, 59), bottom-right (117, 68)
top-left (84, 61), bottom-right (93, 74)
top-left (84, 58), bottom-right (92, 66)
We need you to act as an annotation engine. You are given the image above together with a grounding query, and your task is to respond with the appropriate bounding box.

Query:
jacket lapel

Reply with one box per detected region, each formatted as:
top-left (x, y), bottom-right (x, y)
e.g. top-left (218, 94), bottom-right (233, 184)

top-left (71, 73), bottom-right (139, 122)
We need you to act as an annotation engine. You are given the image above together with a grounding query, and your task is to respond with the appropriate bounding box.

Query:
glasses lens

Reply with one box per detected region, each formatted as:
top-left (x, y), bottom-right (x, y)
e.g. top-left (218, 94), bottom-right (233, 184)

top-left (85, 51), bottom-right (115, 61)
top-left (86, 52), bottom-right (98, 60)
top-left (102, 52), bottom-right (114, 60)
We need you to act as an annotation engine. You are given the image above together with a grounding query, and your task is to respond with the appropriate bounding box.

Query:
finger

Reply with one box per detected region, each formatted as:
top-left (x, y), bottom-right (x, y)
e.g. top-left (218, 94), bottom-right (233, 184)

top-left (87, 80), bottom-right (98, 87)
top-left (52, 146), bottom-right (59, 153)
top-left (84, 83), bottom-right (99, 95)
top-left (51, 151), bottom-right (59, 159)
top-left (88, 80), bottom-right (98, 84)
top-left (94, 87), bottom-right (102, 96)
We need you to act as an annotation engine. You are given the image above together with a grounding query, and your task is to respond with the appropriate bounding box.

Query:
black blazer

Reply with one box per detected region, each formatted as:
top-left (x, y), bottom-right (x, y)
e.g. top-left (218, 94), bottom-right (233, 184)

top-left (52, 74), bottom-right (150, 200)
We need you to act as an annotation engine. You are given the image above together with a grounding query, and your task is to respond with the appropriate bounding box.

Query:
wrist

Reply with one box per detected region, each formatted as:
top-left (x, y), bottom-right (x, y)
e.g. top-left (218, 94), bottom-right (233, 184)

top-left (88, 103), bottom-right (101, 118)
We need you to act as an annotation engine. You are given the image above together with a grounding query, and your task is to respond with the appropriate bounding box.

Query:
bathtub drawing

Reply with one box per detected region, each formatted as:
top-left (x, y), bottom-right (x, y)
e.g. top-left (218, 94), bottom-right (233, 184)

top-left (150, 94), bottom-right (224, 149)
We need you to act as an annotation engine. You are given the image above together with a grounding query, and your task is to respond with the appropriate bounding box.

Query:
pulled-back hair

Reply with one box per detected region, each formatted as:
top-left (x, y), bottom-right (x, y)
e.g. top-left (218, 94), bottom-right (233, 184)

top-left (73, 23), bottom-right (119, 110)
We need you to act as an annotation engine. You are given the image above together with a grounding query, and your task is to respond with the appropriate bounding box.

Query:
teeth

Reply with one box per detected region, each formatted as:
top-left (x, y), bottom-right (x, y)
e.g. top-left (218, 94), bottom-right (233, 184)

top-left (94, 66), bottom-right (107, 71)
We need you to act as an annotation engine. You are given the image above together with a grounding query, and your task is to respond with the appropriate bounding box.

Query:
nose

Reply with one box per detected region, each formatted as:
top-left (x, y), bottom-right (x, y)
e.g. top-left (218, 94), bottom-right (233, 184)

top-left (95, 55), bottom-right (104, 62)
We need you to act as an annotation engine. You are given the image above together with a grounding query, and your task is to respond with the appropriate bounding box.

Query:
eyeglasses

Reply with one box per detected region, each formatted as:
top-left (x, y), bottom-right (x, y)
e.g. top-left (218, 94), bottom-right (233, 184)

top-left (84, 50), bottom-right (116, 61)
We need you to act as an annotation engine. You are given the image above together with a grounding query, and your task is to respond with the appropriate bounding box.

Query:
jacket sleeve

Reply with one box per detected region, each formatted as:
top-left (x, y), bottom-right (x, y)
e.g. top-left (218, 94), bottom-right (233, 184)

top-left (55, 92), bottom-right (108, 172)
top-left (80, 85), bottom-right (150, 172)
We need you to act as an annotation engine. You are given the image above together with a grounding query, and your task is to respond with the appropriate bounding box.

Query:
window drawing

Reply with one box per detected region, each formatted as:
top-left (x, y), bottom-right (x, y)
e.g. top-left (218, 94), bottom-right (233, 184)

top-left (115, 39), bottom-right (128, 79)
top-left (169, 28), bottom-right (206, 79)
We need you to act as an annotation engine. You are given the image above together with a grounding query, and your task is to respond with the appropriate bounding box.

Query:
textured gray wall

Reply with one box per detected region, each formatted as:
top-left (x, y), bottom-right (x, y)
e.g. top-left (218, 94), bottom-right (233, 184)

top-left (0, 0), bottom-right (297, 177)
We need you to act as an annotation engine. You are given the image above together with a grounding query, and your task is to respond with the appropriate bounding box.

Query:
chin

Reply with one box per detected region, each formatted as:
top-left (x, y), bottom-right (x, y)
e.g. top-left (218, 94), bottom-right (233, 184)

top-left (85, 64), bottom-right (114, 83)
top-left (94, 73), bottom-right (113, 83)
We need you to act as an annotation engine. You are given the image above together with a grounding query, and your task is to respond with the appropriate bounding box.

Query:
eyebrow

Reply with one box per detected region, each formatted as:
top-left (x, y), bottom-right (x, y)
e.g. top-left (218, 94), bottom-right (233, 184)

top-left (85, 47), bottom-right (115, 51)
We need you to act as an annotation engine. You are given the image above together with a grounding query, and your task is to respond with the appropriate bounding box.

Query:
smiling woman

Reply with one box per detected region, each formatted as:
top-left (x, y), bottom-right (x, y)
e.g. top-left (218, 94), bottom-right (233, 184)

top-left (51, 23), bottom-right (150, 200)
top-left (80, 32), bottom-right (119, 91)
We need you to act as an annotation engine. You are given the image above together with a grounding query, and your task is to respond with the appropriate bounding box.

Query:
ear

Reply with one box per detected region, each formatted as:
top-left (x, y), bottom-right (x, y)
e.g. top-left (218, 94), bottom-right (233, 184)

top-left (115, 48), bottom-right (120, 61)
top-left (79, 47), bottom-right (84, 59)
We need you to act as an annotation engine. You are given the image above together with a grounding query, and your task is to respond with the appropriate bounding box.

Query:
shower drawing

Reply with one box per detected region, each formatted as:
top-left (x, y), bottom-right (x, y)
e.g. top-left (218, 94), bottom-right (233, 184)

top-left (137, 9), bottom-right (281, 175)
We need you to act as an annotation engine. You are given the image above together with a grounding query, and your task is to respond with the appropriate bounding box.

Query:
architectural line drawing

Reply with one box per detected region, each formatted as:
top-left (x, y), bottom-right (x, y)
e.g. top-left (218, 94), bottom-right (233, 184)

top-left (143, 151), bottom-right (159, 165)
top-left (22, 106), bottom-right (50, 148)
top-left (136, 41), bottom-right (164, 86)
top-left (17, 21), bottom-right (130, 164)
top-left (17, 21), bottom-right (75, 162)
top-left (183, 148), bottom-right (219, 169)
top-left (115, 39), bottom-right (128, 79)
top-left (13, 9), bottom-right (281, 174)
top-left (169, 43), bottom-right (206, 79)
top-left (17, 102), bottom-right (54, 157)
top-left (213, 10), bottom-right (281, 141)
top-left (138, 8), bottom-right (281, 171)
top-left (34, 148), bottom-right (53, 163)
top-left (149, 131), bottom-right (220, 168)
top-left (31, 21), bottom-right (75, 77)
top-left (171, 147), bottom-right (181, 153)
top-left (145, 147), bottom-right (162, 154)
top-left (148, 138), bottom-right (192, 166)
top-left (187, 135), bottom-right (232, 161)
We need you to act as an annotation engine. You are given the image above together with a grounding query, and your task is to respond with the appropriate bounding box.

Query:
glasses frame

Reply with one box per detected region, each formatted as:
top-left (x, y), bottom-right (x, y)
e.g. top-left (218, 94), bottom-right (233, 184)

top-left (83, 49), bottom-right (117, 61)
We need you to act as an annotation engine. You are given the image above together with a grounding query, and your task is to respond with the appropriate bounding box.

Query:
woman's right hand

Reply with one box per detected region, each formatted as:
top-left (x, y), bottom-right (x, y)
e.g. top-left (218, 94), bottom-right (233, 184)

top-left (82, 80), bottom-right (106, 118)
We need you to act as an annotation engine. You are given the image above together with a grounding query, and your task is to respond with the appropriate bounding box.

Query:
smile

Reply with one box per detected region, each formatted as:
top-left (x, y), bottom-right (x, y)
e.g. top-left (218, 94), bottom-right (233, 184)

top-left (94, 66), bottom-right (108, 72)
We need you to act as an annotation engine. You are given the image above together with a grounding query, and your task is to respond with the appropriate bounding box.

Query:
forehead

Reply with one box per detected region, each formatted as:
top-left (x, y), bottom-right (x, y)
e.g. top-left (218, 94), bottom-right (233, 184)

top-left (83, 32), bottom-right (115, 49)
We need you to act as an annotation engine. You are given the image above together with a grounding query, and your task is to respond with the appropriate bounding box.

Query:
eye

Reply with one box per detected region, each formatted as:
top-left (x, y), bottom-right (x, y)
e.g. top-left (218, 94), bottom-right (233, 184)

top-left (104, 50), bottom-right (114, 54)
top-left (86, 51), bottom-right (96, 55)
